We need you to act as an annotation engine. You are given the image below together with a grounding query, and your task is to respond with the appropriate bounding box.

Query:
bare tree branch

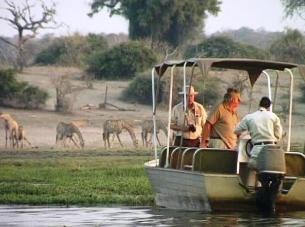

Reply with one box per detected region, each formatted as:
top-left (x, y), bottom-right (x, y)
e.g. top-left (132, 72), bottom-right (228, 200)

top-left (0, 0), bottom-right (57, 71)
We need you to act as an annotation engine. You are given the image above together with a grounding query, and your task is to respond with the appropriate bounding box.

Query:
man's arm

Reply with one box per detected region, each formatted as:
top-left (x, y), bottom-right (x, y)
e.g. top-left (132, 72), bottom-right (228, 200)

top-left (274, 116), bottom-right (283, 141)
top-left (200, 121), bottom-right (212, 148)
top-left (170, 124), bottom-right (189, 132)
top-left (234, 117), bottom-right (248, 136)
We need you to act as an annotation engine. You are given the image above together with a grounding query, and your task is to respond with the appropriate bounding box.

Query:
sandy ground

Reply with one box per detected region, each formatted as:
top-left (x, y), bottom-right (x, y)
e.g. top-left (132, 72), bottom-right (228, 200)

top-left (0, 66), bottom-right (169, 149)
top-left (0, 66), bottom-right (304, 150)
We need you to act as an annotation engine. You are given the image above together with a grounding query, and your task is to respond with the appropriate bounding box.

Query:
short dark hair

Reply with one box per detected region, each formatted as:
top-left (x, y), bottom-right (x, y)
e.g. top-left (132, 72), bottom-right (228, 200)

top-left (259, 96), bottom-right (271, 108)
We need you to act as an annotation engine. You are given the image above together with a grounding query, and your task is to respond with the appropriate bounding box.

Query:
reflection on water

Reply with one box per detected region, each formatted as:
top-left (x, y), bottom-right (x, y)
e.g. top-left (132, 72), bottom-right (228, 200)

top-left (1, 205), bottom-right (305, 226)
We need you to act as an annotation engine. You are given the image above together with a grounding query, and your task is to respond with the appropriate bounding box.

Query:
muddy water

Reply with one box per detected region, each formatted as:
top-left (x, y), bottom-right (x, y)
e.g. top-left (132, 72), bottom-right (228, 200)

top-left (1, 205), bottom-right (305, 226)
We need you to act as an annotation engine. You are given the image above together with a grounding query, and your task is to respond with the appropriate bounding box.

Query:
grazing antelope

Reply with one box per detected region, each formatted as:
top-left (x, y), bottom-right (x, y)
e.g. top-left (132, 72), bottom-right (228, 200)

top-left (56, 122), bottom-right (85, 148)
top-left (17, 124), bottom-right (32, 148)
top-left (102, 119), bottom-right (138, 148)
top-left (141, 119), bottom-right (167, 147)
top-left (0, 112), bottom-right (19, 148)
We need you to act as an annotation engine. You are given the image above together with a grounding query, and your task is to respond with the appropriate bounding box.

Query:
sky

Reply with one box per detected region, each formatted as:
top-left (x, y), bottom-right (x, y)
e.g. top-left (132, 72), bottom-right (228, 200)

top-left (0, 0), bottom-right (304, 38)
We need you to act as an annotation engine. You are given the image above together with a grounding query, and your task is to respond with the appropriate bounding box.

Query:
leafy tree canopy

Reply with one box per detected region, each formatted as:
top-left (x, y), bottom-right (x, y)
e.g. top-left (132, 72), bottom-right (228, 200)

top-left (281, 0), bottom-right (305, 18)
top-left (89, 0), bottom-right (221, 47)
top-left (269, 29), bottom-right (305, 64)
top-left (184, 36), bottom-right (267, 59)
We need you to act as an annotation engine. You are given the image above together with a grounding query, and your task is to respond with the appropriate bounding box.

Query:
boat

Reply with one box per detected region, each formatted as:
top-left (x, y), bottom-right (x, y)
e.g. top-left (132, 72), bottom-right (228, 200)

top-left (144, 58), bottom-right (305, 212)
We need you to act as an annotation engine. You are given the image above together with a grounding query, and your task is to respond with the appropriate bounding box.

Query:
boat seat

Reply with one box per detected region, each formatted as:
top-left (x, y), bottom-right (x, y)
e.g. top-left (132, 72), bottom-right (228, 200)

top-left (159, 146), bottom-right (177, 167)
top-left (285, 152), bottom-right (305, 177)
top-left (170, 147), bottom-right (188, 169)
top-left (192, 148), bottom-right (238, 174)
top-left (180, 147), bottom-right (198, 170)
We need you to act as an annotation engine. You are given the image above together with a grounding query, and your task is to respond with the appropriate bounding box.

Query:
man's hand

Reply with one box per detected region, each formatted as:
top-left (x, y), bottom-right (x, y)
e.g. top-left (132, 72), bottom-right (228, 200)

top-left (188, 124), bottom-right (196, 132)
top-left (200, 139), bottom-right (208, 148)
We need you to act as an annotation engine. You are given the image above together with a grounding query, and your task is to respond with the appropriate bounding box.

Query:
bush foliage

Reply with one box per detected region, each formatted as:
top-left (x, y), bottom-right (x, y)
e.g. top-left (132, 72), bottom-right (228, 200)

top-left (122, 73), bottom-right (163, 104)
top-left (0, 69), bottom-right (48, 109)
top-left (34, 33), bottom-right (108, 66)
top-left (122, 72), bottom-right (222, 107)
top-left (86, 41), bottom-right (157, 80)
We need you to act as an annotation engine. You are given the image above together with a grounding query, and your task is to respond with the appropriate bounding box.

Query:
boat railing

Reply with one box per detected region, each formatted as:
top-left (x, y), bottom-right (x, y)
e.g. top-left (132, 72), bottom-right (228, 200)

top-left (192, 148), bottom-right (238, 174)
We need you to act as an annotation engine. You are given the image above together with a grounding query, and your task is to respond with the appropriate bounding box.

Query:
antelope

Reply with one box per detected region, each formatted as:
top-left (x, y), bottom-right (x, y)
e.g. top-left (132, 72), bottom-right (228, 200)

top-left (102, 119), bottom-right (138, 148)
top-left (56, 121), bottom-right (85, 148)
top-left (141, 119), bottom-right (167, 147)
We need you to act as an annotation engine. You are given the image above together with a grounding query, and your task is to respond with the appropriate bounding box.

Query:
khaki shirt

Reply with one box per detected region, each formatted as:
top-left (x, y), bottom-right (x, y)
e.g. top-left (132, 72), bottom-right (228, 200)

top-left (207, 103), bottom-right (240, 149)
top-left (172, 102), bottom-right (207, 139)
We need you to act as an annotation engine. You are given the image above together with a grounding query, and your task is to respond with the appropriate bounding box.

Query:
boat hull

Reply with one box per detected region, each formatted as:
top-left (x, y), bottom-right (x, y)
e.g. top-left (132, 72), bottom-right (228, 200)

top-left (145, 160), bottom-right (305, 212)
top-left (145, 160), bottom-right (255, 212)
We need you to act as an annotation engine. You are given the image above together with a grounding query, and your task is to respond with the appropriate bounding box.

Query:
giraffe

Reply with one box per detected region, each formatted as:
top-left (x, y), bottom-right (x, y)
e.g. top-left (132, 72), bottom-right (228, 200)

top-left (141, 119), bottom-right (168, 147)
top-left (102, 119), bottom-right (138, 148)
top-left (0, 112), bottom-right (19, 148)
top-left (56, 121), bottom-right (85, 148)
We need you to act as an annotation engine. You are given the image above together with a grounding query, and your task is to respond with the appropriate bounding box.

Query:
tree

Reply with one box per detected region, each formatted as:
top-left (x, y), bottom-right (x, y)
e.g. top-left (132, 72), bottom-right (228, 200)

top-left (281, 0), bottom-right (305, 18)
top-left (184, 36), bottom-right (267, 59)
top-left (89, 0), bottom-right (220, 47)
top-left (269, 29), bottom-right (305, 64)
top-left (0, 0), bottom-right (57, 71)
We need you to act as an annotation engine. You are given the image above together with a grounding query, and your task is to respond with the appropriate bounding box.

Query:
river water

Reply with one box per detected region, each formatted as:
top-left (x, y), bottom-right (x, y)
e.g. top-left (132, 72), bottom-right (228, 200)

top-left (1, 205), bottom-right (305, 226)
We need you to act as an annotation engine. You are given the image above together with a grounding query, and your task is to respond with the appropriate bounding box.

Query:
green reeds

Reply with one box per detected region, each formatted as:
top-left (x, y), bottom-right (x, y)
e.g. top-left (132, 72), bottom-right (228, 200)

top-left (0, 149), bottom-right (154, 206)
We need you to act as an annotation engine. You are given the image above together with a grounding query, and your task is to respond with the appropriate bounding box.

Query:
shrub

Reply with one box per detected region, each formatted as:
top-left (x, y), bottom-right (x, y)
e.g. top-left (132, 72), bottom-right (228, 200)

top-left (86, 41), bottom-right (157, 80)
top-left (122, 73), bottom-right (163, 105)
top-left (34, 39), bottom-right (66, 65)
top-left (0, 69), bottom-right (48, 109)
top-left (34, 33), bottom-right (108, 66)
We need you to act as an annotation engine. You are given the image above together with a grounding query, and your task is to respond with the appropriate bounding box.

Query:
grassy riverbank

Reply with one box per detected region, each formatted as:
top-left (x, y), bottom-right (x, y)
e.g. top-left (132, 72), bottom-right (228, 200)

top-left (0, 149), bottom-right (155, 206)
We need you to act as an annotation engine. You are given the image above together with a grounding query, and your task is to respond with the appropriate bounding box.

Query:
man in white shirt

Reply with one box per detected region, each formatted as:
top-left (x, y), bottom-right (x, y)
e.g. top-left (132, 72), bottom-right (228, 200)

top-left (234, 96), bottom-right (283, 169)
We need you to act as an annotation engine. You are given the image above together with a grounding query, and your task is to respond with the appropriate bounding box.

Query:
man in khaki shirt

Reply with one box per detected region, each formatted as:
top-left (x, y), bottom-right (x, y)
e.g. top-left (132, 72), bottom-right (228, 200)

top-left (200, 88), bottom-right (241, 149)
top-left (171, 86), bottom-right (207, 147)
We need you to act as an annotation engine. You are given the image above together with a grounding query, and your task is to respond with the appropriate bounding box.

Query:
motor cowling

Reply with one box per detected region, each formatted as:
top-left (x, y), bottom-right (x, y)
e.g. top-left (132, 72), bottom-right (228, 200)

top-left (256, 145), bottom-right (286, 213)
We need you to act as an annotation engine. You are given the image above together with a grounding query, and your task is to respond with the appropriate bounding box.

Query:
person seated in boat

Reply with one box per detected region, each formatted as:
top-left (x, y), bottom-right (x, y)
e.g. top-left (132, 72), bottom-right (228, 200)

top-left (171, 85), bottom-right (207, 147)
top-left (234, 96), bottom-right (283, 170)
top-left (200, 88), bottom-right (241, 149)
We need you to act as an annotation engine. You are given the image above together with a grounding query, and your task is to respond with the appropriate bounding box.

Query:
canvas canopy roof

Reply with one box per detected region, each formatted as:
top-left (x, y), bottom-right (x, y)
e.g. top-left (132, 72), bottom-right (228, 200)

top-left (154, 58), bottom-right (305, 86)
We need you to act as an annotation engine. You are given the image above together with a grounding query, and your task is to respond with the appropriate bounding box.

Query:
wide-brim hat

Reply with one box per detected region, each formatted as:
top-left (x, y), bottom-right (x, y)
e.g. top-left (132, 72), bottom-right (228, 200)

top-left (178, 85), bottom-right (198, 95)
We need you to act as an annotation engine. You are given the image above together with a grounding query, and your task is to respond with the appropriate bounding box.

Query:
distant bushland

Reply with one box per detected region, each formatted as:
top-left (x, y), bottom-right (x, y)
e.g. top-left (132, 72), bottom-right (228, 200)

top-left (0, 69), bottom-right (48, 109)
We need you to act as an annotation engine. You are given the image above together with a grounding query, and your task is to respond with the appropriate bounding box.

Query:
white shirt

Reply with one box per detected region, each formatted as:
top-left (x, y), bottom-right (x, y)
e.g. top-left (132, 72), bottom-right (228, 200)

top-left (234, 107), bottom-right (282, 144)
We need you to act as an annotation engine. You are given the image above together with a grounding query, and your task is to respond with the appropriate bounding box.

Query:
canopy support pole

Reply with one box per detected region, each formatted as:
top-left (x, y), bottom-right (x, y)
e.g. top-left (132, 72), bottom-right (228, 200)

top-left (284, 68), bottom-right (294, 152)
top-left (151, 68), bottom-right (158, 166)
top-left (262, 70), bottom-right (272, 112)
top-left (165, 65), bottom-right (176, 168)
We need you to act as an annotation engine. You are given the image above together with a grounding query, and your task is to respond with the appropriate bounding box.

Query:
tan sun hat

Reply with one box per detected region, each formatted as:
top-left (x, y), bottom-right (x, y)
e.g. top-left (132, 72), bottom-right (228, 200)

top-left (178, 85), bottom-right (198, 95)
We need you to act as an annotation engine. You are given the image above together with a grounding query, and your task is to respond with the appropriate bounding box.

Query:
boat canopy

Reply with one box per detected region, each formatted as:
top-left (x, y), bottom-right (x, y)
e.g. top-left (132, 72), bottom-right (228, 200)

top-left (154, 58), bottom-right (305, 86)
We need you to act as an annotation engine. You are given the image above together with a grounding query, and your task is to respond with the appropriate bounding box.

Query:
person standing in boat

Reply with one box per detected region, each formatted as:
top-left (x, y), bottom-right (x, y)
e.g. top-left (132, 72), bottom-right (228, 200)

top-left (200, 88), bottom-right (241, 149)
top-left (171, 86), bottom-right (207, 147)
top-left (234, 96), bottom-right (283, 169)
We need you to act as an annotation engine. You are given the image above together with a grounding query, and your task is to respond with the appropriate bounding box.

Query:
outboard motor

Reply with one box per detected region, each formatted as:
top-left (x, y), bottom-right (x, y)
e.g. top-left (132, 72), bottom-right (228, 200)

top-left (255, 145), bottom-right (286, 213)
